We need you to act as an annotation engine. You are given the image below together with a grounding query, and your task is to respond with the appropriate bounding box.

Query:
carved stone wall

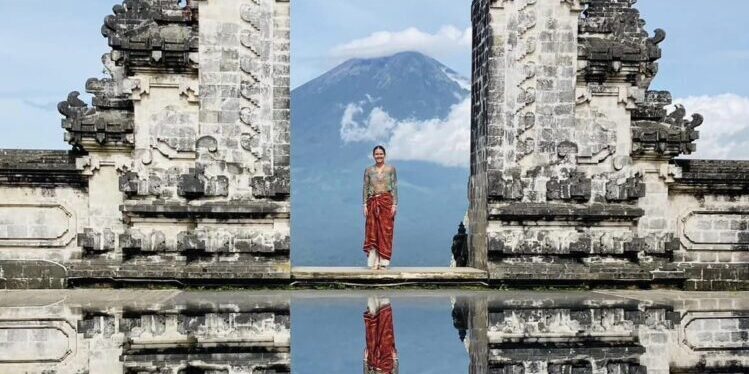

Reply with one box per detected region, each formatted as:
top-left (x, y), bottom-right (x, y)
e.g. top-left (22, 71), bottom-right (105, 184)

top-left (469, 0), bottom-right (748, 290)
top-left (0, 0), bottom-right (291, 288)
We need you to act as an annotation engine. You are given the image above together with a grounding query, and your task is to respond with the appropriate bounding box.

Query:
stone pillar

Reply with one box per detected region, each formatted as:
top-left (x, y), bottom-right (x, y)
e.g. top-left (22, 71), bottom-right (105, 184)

top-left (467, 0), bottom-right (743, 287)
top-left (54, 0), bottom-right (292, 284)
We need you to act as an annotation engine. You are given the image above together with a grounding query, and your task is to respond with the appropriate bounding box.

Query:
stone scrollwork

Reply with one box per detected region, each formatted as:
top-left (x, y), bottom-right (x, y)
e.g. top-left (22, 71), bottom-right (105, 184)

top-left (102, 0), bottom-right (199, 72)
top-left (632, 91), bottom-right (702, 158)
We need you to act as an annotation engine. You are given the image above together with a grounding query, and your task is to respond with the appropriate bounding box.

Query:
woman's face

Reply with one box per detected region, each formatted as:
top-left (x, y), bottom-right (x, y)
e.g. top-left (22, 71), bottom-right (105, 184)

top-left (373, 149), bottom-right (386, 164)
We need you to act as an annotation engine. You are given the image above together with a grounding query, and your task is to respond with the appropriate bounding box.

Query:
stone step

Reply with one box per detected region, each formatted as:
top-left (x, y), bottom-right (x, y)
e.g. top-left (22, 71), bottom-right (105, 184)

top-left (291, 267), bottom-right (488, 284)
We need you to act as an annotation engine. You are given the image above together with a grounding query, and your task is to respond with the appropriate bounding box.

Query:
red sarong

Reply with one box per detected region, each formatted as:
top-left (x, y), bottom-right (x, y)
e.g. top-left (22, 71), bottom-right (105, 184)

top-left (364, 193), bottom-right (395, 261)
top-left (364, 305), bottom-right (396, 373)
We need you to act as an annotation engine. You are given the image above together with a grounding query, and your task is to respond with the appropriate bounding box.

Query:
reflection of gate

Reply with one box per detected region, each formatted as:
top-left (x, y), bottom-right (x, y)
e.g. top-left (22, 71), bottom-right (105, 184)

top-left (0, 292), bottom-right (291, 374)
top-left (453, 293), bottom-right (749, 374)
top-left (671, 368), bottom-right (749, 374)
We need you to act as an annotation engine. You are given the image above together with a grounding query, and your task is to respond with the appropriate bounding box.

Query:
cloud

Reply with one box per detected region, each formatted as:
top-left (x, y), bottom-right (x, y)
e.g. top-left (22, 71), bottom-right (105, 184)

top-left (387, 98), bottom-right (470, 167)
top-left (339, 93), bottom-right (749, 167)
top-left (330, 25), bottom-right (471, 62)
top-left (674, 94), bottom-right (749, 160)
top-left (340, 103), bottom-right (397, 143)
top-left (340, 98), bottom-right (470, 168)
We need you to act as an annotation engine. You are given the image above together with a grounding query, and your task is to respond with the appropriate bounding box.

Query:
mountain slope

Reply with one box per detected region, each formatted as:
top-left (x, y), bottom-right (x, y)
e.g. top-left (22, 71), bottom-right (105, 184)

top-left (291, 51), bottom-right (469, 266)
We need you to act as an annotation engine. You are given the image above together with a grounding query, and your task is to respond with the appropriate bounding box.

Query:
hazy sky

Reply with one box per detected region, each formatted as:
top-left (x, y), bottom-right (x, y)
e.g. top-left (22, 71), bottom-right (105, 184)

top-left (0, 0), bottom-right (747, 158)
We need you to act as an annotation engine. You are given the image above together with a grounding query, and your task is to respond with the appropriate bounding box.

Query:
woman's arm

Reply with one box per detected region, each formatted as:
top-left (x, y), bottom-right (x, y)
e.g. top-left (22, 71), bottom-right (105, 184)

top-left (363, 168), bottom-right (369, 205)
top-left (391, 167), bottom-right (398, 206)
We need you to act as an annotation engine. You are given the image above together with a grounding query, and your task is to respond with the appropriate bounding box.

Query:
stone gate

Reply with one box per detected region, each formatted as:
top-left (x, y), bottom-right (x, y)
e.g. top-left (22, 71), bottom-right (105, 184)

top-left (0, 0), bottom-right (291, 287)
top-left (468, 0), bottom-right (749, 290)
top-left (0, 0), bottom-right (747, 290)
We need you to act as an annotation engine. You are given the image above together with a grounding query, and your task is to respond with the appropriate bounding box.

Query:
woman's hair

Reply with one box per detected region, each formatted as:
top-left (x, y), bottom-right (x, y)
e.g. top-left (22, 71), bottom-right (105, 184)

top-left (372, 145), bottom-right (387, 155)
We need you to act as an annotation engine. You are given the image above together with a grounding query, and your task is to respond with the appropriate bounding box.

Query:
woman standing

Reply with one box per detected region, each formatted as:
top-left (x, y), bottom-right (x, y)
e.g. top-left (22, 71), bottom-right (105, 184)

top-left (363, 146), bottom-right (398, 270)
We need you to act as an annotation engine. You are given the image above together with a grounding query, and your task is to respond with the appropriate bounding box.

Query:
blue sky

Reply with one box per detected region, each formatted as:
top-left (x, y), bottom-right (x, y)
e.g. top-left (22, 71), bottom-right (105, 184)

top-left (293, 296), bottom-right (469, 373)
top-left (0, 0), bottom-right (748, 157)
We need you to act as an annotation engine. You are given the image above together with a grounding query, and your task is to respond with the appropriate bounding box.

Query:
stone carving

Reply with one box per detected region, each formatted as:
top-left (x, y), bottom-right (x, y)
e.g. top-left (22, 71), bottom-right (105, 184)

top-left (102, 0), bottom-right (199, 72)
top-left (632, 91), bottom-right (702, 158)
top-left (58, 91), bottom-right (134, 148)
top-left (578, 0), bottom-right (665, 87)
top-left (452, 222), bottom-right (469, 267)
top-left (546, 172), bottom-right (592, 201)
top-left (469, 0), bottom-right (748, 290)
top-left (488, 173), bottom-right (524, 201)
top-left (1, 0), bottom-right (292, 288)
top-left (78, 228), bottom-right (116, 255)
top-left (605, 173), bottom-right (645, 201)
top-left (0, 204), bottom-right (75, 247)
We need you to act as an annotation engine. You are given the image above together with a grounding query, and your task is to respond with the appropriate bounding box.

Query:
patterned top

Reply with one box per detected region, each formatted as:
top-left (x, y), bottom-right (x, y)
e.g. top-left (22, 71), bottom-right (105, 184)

top-left (363, 164), bottom-right (398, 205)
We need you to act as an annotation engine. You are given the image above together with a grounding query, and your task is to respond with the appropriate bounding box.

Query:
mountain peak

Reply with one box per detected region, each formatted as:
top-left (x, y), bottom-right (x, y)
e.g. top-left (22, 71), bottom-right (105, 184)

top-left (351, 51), bottom-right (441, 66)
top-left (296, 51), bottom-right (469, 102)
top-left (338, 51), bottom-right (443, 70)
top-left (291, 52), bottom-right (470, 267)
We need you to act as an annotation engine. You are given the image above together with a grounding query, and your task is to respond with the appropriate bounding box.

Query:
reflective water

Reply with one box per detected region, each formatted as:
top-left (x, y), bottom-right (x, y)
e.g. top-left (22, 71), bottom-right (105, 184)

top-left (1, 290), bottom-right (747, 373)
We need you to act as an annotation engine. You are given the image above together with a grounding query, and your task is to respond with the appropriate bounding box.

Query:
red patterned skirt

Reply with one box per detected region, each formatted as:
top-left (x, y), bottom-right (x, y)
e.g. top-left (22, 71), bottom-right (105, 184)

top-left (364, 304), bottom-right (396, 373)
top-left (363, 193), bottom-right (395, 261)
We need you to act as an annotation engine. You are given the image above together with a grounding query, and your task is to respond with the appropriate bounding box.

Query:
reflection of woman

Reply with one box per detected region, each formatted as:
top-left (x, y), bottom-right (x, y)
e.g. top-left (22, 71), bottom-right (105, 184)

top-left (364, 297), bottom-right (398, 374)
top-left (363, 146), bottom-right (398, 270)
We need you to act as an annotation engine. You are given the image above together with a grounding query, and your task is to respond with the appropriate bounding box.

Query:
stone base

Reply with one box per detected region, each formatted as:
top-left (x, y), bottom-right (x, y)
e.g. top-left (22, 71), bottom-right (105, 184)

top-left (488, 262), bottom-right (687, 286)
top-left (680, 263), bottom-right (749, 291)
top-left (291, 267), bottom-right (488, 285)
top-left (0, 260), bottom-right (67, 289)
top-left (0, 259), bottom-right (291, 289)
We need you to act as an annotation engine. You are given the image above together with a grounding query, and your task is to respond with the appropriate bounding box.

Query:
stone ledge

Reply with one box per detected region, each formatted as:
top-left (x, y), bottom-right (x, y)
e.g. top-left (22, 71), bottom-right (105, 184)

top-left (0, 149), bottom-right (86, 187)
top-left (121, 201), bottom-right (290, 219)
top-left (487, 346), bottom-right (645, 363)
top-left (488, 263), bottom-right (685, 283)
top-left (672, 159), bottom-right (749, 191)
top-left (488, 203), bottom-right (644, 221)
top-left (291, 267), bottom-right (488, 284)
top-left (0, 260), bottom-right (67, 289)
top-left (67, 261), bottom-right (291, 283)
top-left (0, 289), bottom-right (292, 309)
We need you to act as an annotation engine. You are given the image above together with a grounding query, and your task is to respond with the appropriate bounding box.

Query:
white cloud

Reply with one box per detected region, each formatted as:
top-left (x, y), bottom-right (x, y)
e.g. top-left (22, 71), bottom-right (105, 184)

top-left (674, 94), bottom-right (749, 160)
top-left (330, 25), bottom-right (471, 62)
top-left (340, 103), bottom-right (397, 143)
top-left (340, 98), bottom-right (470, 168)
top-left (442, 67), bottom-right (471, 92)
top-left (339, 93), bottom-right (749, 167)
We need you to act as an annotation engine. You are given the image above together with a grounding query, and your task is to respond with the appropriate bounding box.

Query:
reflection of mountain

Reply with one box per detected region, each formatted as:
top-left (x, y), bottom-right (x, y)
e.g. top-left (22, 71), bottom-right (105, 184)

top-left (292, 51), bottom-right (469, 266)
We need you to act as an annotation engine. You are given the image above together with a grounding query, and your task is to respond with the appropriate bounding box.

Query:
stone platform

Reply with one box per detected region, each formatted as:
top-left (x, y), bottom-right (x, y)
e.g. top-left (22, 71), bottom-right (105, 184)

top-left (290, 267), bottom-right (488, 285)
